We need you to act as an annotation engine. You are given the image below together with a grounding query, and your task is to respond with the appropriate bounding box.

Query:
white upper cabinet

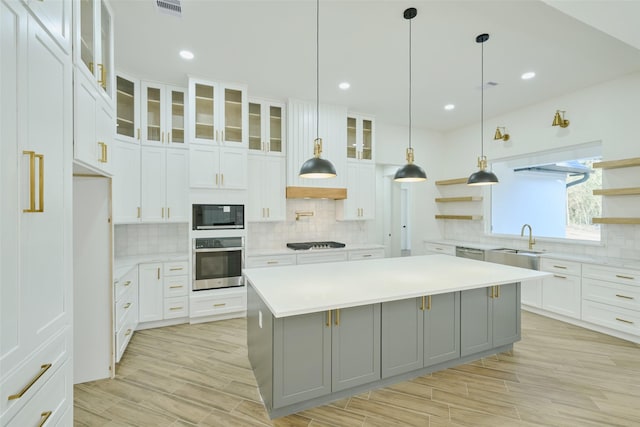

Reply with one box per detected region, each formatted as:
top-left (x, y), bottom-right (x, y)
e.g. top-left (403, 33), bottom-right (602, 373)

top-left (249, 98), bottom-right (285, 155)
top-left (188, 77), bottom-right (247, 147)
top-left (74, 0), bottom-right (115, 105)
top-left (247, 154), bottom-right (286, 222)
top-left (25, 0), bottom-right (72, 53)
top-left (115, 73), bottom-right (140, 143)
top-left (112, 141), bottom-right (141, 223)
top-left (141, 81), bottom-right (187, 147)
top-left (140, 146), bottom-right (189, 222)
top-left (189, 145), bottom-right (247, 190)
top-left (337, 163), bottom-right (375, 221)
top-left (346, 114), bottom-right (374, 163)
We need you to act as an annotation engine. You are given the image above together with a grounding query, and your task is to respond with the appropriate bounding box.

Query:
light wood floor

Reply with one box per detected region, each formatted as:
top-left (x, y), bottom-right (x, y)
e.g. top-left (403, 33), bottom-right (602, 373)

top-left (74, 311), bottom-right (640, 426)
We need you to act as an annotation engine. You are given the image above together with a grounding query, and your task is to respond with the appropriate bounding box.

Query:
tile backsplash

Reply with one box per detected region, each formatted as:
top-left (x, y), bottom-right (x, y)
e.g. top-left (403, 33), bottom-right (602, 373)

top-left (247, 199), bottom-right (371, 250)
top-left (114, 223), bottom-right (190, 258)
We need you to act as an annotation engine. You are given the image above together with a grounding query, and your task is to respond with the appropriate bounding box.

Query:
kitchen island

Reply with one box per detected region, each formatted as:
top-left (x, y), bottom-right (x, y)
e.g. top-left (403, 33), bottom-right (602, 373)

top-left (245, 254), bottom-right (550, 419)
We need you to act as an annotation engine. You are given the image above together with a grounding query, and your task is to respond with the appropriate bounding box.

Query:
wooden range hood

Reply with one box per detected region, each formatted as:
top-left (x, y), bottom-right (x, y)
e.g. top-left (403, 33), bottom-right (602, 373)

top-left (285, 186), bottom-right (347, 200)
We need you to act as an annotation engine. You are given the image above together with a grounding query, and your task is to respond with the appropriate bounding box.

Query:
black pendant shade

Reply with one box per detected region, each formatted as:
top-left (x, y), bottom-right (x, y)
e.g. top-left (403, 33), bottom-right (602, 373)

top-left (299, 155), bottom-right (337, 179)
top-left (467, 168), bottom-right (499, 186)
top-left (394, 163), bottom-right (427, 182)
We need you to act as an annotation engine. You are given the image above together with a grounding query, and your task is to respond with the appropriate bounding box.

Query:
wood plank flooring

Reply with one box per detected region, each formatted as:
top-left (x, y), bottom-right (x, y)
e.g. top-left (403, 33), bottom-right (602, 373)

top-left (74, 311), bottom-right (640, 426)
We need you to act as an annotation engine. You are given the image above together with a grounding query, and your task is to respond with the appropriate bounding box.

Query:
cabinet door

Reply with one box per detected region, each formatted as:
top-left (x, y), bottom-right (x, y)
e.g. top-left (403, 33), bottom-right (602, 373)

top-left (116, 74), bottom-right (139, 142)
top-left (460, 287), bottom-right (492, 357)
top-left (221, 84), bottom-right (246, 146)
top-left (190, 80), bottom-right (216, 143)
top-left (112, 142), bottom-right (140, 223)
top-left (167, 87), bottom-right (186, 145)
top-left (74, 70), bottom-right (98, 168)
top-left (138, 263), bottom-right (163, 322)
top-left (248, 101), bottom-right (262, 151)
top-left (219, 146), bottom-right (247, 189)
top-left (262, 156), bottom-right (285, 221)
top-left (358, 163), bottom-right (375, 219)
top-left (247, 154), bottom-right (263, 221)
top-left (331, 304), bottom-right (381, 392)
top-left (492, 283), bottom-right (521, 347)
top-left (381, 298), bottom-right (423, 378)
top-left (342, 164), bottom-right (359, 219)
top-left (346, 116), bottom-right (357, 160)
top-left (542, 274), bottom-right (581, 319)
top-left (141, 82), bottom-right (165, 145)
top-left (96, 0), bottom-right (114, 102)
top-left (165, 148), bottom-right (188, 222)
top-left (273, 311), bottom-right (331, 408)
top-left (267, 103), bottom-right (284, 154)
top-left (189, 145), bottom-right (218, 188)
top-left (424, 292), bottom-right (460, 366)
top-left (521, 278), bottom-right (542, 308)
top-left (361, 118), bottom-right (373, 161)
top-left (77, 0), bottom-right (95, 81)
top-left (26, 0), bottom-right (72, 53)
top-left (140, 146), bottom-right (166, 221)
top-left (95, 97), bottom-right (114, 175)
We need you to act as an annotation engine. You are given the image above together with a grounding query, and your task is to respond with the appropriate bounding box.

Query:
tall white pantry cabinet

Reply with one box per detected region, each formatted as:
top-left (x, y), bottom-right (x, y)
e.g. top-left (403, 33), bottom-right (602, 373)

top-left (1, 0), bottom-right (74, 425)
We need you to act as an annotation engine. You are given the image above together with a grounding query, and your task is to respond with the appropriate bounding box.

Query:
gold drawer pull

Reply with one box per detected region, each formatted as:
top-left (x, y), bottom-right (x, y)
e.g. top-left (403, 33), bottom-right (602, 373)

top-left (553, 265), bottom-right (567, 269)
top-left (123, 303), bottom-right (131, 309)
top-left (616, 317), bottom-right (634, 325)
top-left (169, 285), bottom-right (183, 289)
top-left (553, 274), bottom-right (567, 279)
top-left (616, 294), bottom-right (634, 300)
top-left (214, 303), bottom-right (226, 307)
top-left (267, 261), bottom-right (279, 265)
top-left (38, 411), bottom-right (52, 427)
top-left (7, 363), bottom-right (52, 400)
top-left (170, 307), bottom-right (183, 311)
top-left (362, 254), bottom-right (372, 258)
top-left (616, 274), bottom-right (635, 280)
top-left (169, 267), bottom-right (183, 271)
top-left (123, 281), bottom-right (131, 287)
top-left (124, 329), bottom-right (132, 336)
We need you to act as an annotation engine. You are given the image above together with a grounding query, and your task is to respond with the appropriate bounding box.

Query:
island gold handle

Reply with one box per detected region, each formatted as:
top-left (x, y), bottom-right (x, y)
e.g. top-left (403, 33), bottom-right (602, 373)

top-left (335, 309), bottom-right (340, 326)
top-left (326, 310), bottom-right (332, 327)
top-left (8, 363), bottom-right (52, 400)
top-left (489, 287), bottom-right (495, 299)
top-left (215, 174), bottom-right (219, 186)
top-left (137, 128), bottom-right (141, 140)
top-left (420, 296), bottom-right (425, 311)
top-left (157, 268), bottom-right (160, 280)
top-left (267, 261), bottom-right (278, 265)
top-left (426, 295), bottom-right (432, 310)
top-left (169, 267), bottom-right (183, 271)
top-left (37, 411), bottom-right (52, 427)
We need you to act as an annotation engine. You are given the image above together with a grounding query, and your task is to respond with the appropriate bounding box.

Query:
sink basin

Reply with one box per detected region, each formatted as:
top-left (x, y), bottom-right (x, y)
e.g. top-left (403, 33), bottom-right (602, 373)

top-left (486, 248), bottom-right (541, 270)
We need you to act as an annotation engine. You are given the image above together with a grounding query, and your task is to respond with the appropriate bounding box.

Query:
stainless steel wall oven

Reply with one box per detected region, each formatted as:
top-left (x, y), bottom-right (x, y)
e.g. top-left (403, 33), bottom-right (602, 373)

top-left (193, 237), bottom-right (244, 291)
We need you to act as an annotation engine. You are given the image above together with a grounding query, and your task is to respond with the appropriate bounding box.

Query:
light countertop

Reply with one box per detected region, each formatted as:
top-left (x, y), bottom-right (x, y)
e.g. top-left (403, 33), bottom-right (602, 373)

top-left (114, 253), bottom-right (189, 282)
top-left (244, 254), bottom-right (550, 318)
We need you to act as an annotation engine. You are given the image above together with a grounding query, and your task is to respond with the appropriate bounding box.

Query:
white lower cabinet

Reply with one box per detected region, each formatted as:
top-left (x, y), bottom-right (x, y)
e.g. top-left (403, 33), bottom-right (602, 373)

top-left (190, 287), bottom-right (247, 319)
top-left (541, 258), bottom-right (581, 319)
top-left (521, 279), bottom-right (543, 308)
top-left (347, 248), bottom-right (385, 261)
top-left (245, 254), bottom-right (296, 268)
top-left (138, 263), bottom-right (164, 323)
top-left (423, 242), bottom-right (456, 256)
top-left (297, 251), bottom-right (348, 265)
top-left (114, 267), bottom-right (139, 363)
top-left (138, 261), bottom-right (189, 327)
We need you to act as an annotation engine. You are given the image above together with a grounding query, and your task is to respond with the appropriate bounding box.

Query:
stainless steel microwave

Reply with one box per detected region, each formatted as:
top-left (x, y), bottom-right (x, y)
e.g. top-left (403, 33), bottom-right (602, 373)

top-left (192, 204), bottom-right (244, 230)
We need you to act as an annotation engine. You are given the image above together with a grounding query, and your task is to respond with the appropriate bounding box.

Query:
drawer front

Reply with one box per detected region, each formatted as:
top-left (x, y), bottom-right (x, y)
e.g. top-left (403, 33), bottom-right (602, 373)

top-left (296, 251), bottom-right (348, 265)
top-left (114, 267), bottom-right (138, 302)
top-left (423, 242), bottom-right (456, 256)
top-left (165, 276), bottom-right (189, 297)
top-left (582, 278), bottom-right (640, 311)
top-left (348, 249), bottom-right (385, 261)
top-left (115, 316), bottom-right (136, 363)
top-left (3, 360), bottom-right (71, 427)
top-left (245, 254), bottom-right (297, 268)
top-left (542, 274), bottom-right (581, 319)
top-left (540, 258), bottom-right (581, 276)
top-left (191, 293), bottom-right (247, 318)
top-left (582, 300), bottom-right (640, 336)
top-left (582, 264), bottom-right (640, 287)
top-left (115, 292), bottom-right (137, 332)
top-left (164, 296), bottom-right (189, 319)
top-left (0, 328), bottom-right (69, 420)
top-left (163, 261), bottom-right (189, 277)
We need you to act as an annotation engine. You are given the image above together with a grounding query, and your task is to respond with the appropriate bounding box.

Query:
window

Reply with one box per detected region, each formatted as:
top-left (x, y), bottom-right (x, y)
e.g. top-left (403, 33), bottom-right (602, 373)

top-left (490, 142), bottom-right (602, 242)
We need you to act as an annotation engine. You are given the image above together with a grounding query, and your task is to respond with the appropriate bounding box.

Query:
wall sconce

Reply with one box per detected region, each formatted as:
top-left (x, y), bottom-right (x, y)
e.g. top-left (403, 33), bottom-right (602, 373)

top-left (552, 110), bottom-right (570, 128)
top-left (493, 126), bottom-right (510, 142)
top-left (295, 211), bottom-right (314, 221)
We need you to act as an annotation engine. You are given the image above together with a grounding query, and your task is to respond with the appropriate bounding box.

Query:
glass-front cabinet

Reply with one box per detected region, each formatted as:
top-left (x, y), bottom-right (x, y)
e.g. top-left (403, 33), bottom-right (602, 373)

top-left (76, 0), bottom-right (114, 104)
top-left (346, 114), bottom-right (374, 162)
top-left (116, 74), bottom-right (139, 142)
top-left (141, 82), bottom-right (187, 146)
top-left (188, 77), bottom-right (247, 146)
top-left (248, 98), bottom-right (285, 155)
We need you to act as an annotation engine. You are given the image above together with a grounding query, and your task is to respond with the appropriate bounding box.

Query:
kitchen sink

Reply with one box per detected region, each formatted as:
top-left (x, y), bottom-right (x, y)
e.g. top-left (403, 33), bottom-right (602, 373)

top-left (485, 248), bottom-right (542, 270)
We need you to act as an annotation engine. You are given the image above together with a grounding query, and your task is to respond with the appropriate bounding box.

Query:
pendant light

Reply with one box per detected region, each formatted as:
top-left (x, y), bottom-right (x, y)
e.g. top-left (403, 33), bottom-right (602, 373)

top-left (467, 33), bottom-right (499, 186)
top-left (299, 0), bottom-right (337, 179)
top-left (394, 7), bottom-right (427, 183)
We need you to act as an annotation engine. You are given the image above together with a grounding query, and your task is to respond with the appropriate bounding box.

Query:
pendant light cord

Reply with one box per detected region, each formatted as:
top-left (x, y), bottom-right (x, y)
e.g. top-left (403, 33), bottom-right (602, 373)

top-left (480, 37), bottom-right (484, 158)
top-left (408, 16), bottom-right (412, 150)
top-left (316, 0), bottom-right (320, 139)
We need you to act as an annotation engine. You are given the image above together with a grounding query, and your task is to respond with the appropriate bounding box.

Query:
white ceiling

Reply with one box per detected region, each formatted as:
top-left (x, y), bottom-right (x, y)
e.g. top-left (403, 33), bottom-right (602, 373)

top-left (111, 0), bottom-right (640, 132)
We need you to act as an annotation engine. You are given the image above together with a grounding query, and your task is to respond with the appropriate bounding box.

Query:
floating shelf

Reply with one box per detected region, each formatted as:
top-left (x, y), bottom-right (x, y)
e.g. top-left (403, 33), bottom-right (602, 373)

top-left (593, 157), bottom-right (640, 169)
top-left (593, 187), bottom-right (640, 196)
top-left (435, 196), bottom-right (482, 203)
top-left (435, 215), bottom-right (483, 221)
top-left (435, 177), bottom-right (468, 186)
top-left (592, 217), bottom-right (640, 225)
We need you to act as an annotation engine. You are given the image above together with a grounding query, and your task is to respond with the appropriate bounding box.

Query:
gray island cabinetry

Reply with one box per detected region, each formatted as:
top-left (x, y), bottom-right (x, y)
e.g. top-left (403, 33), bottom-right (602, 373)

top-left (245, 255), bottom-right (549, 419)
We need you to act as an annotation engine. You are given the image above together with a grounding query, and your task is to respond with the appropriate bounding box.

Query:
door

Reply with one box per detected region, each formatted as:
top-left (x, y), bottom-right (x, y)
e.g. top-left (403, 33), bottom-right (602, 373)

top-left (424, 292), bottom-right (460, 366)
top-left (492, 283), bottom-right (521, 347)
top-left (141, 82), bottom-right (165, 145)
top-left (138, 263), bottom-right (163, 322)
top-left (140, 146), bottom-right (166, 221)
top-left (381, 298), bottom-right (423, 378)
top-left (273, 311), bottom-right (331, 408)
top-left (167, 87), bottom-right (186, 145)
top-left (262, 156), bottom-right (285, 221)
top-left (189, 145), bottom-right (218, 188)
top-left (219, 146), bottom-right (247, 189)
top-left (331, 304), bottom-right (381, 392)
top-left (460, 287), bottom-right (492, 357)
top-left (165, 148), bottom-right (188, 221)
top-left (112, 142), bottom-right (140, 223)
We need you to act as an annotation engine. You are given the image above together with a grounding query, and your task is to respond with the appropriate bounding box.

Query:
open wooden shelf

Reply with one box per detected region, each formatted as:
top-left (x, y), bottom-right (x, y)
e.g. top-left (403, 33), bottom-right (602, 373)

top-left (593, 187), bottom-right (640, 196)
top-left (592, 217), bottom-right (640, 225)
top-left (435, 177), bottom-right (468, 186)
top-left (435, 196), bottom-right (482, 203)
top-left (435, 215), bottom-right (483, 221)
top-left (593, 157), bottom-right (640, 169)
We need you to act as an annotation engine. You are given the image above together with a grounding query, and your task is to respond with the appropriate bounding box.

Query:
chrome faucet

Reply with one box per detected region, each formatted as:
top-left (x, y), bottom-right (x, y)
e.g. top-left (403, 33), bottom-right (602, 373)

top-left (520, 224), bottom-right (536, 250)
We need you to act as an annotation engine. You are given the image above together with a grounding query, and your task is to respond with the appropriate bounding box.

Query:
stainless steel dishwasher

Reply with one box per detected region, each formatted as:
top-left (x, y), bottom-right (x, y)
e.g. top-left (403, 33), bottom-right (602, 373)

top-left (455, 246), bottom-right (486, 261)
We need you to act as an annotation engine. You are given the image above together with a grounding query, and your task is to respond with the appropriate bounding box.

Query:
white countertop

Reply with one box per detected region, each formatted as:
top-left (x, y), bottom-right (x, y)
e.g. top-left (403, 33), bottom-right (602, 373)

top-left (114, 253), bottom-right (189, 282)
top-left (246, 243), bottom-right (385, 257)
top-left (244, 254), bottom-right (550, 318)
top-left (424, 239), bottom-right (505, 251)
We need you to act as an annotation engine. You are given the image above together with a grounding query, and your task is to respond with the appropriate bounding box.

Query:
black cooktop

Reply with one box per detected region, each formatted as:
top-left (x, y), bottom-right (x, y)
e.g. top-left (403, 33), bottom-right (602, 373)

top-left (286, 241), bottom-right (346, 250)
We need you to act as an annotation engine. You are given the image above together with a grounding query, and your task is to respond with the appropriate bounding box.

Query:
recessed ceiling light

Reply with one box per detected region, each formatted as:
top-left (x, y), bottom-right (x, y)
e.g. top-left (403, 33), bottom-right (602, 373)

top-left (179, 50), bottom-right (194, 60)
top-left (444, 104), bottom-right (455, 111)
top-left (521, 71), bottom-right (536, 80)
top-left (339, 82), bottom-right (350, 90)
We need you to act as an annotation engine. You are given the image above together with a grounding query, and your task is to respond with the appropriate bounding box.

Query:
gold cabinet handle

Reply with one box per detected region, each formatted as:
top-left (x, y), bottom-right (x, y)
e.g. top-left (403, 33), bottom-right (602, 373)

top-left (23, 151), bottom-right (44, 213)
top-left (123, 281), bottom-right (131, 287)
top-left (168, 132), bottom-right (171, 143)
top-left (495, 286), bottom-right (500, 299)
top-left (262, 207), bottom-right (265, 217)
top-left (215, 130), bottom-right (219, 141)
top-left (489, 287), bottom-right (495, 299)
top-left (137, 128), bottom-right (141, 140)
top-left (169, 307), bottom-right (183, 311)
top-left (420, 296), bottom-right (425, 311)
top-left (157, 268), bottom-right (160, 280)
top-left (553, 274), bottom-right (567, 279)
top-left (7, 363), bottom-right (52, 400)
top-left (214, 303), bottom-right (226, 307)
top-left (616, 317), bottom-right (634, 325)
top-left (123, 303), bottom-right (131, 309)
top-left (161, 131), bottom-right (165, 143)
top-left (553, 265), bottom-right (567, 269)
top-left (427, 295), bottom-right (432, 310)
top-left (137, 207), bottom-right (141, 218)
top-left (125, 329), bottom-right (132, 336)
top-left (616, 274), bottom-right (635, 280)
top-left (161, 207), bottom-right (164, 218)
top-left (98, 142), bottom-right (107, 163)
top-left (221, 173), bottom-right (224, 186)
top-left (326, 310), bottom-right (332, 327)
top-left (266, 207), bottom-right (269, 217)
top-left (335, 309), bottom-right (340, 326)
top-left (169, 285), bottom-right (183, 289)
top-left (37, 411), bottom-right (52, 427)
top-left (221, 130), bottom-right (225, 141)
top-left (362, 254), bottom-right (372, 258)
top-left (267, 261), bottom-right (278, 265)
top-left (104, 143), bottom-right (108, 162)
top-left (97, 63), bottom-right (106, 89)
top-left (615, 294), bottom-right (634, 300)
top-left (169, 267), bottom-right (183, 271)
top-left (167, 207), bottom-right (170, 219)
top-left (215, 174), bottom-right (219, 186)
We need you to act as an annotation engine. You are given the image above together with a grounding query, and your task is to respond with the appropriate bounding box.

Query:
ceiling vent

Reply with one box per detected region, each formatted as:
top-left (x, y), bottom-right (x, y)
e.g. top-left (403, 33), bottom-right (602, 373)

top-left (155, 0), bottom-right (182, 17)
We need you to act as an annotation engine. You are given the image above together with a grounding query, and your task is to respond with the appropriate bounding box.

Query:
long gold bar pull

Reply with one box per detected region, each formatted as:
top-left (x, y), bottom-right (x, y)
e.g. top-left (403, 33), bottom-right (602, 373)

top-left (616, 294), bottom-right (634, 300)
top-left (221, 173), bottom-right (224, 186)
top-left (103, 144), bottom-right (108, 163)
top-left (8, 363), bottom-right (52, 400)
top-left (167, 207), bottom-right (170, 219)
top-left (161, 207), bottom-right (164, 218)
top-left (157, 267), bottom-right (160, 280)
top-left (137, 128), bottom-right (141, 140)
top-left (23, 151), bottom-right (36, 212)
top-left (496, 285), bottom-right (500, 298)
top-left (36, 153), bottom-right (44, 212)
top-left (215, 174), bottom-right (219, 186)
top-left (427, 295), bottom-right (432, 310)
top-left (326, 310), bottom-right (332, 327)
top-left (420, 296), bottom-right (425, 311)
top-left (335, 309), bottom-right (340, 326)
top-left (137, 207), bottom-right (141, 218)
top-left (37, 411), bottom-right (52, 427)
top-left (489, 286), bottom-right (495, 299)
